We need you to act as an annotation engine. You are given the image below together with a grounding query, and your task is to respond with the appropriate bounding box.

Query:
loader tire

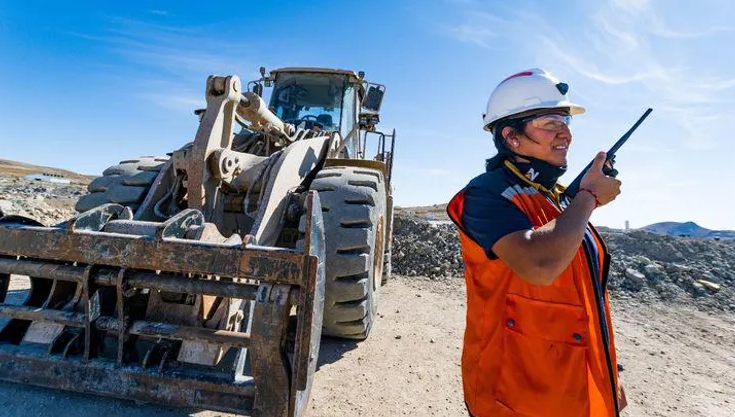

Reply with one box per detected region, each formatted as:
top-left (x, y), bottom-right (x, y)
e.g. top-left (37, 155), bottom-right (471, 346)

top-left (310, 166), bottom-right (386, 340)
top-left (75, 156), bottom-right (169, 213)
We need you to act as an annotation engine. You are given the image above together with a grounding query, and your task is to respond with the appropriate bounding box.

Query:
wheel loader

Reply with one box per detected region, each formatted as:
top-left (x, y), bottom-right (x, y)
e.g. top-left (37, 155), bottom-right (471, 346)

top-left (0, 67), bottom-right (396, 416)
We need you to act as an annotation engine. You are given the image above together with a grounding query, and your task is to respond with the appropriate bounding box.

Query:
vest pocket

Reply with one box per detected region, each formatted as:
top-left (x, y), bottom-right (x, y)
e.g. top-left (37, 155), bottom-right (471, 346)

top-left (496, 294), bottom-right (590, 417)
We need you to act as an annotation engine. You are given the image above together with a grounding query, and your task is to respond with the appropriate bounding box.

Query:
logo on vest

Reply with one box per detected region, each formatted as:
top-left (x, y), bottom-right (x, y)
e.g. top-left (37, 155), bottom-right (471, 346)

top-left (526, 168), bottom-right (540, 181)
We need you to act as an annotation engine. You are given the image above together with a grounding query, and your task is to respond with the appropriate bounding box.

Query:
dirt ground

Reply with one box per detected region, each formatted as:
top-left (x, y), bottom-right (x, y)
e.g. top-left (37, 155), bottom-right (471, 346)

top-left (1, 275), bottom-right (734, 417)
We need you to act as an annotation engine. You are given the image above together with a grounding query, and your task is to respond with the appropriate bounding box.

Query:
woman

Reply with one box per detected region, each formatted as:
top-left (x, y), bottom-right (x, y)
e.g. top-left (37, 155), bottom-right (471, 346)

top-left (447, 68), bottom-right (627, 417)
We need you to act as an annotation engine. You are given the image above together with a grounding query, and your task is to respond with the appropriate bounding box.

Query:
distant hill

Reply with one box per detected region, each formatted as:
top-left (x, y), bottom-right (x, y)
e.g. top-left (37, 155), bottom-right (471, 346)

top-left (0, 159), bottom-right (94, 184)
top-left (642, 221), bottom-right (735, 239)
top-left (395, 203), bottom-right (449, 221)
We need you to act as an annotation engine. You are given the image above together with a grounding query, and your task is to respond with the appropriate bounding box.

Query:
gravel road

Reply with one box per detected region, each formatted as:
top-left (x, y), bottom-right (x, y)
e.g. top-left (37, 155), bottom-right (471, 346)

top-left (1, 275), bottom-right (733, 417)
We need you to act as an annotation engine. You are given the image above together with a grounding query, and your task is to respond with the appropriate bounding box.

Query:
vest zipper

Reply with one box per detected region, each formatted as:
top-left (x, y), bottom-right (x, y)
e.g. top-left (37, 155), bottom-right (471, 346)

top-left (582, 240), bottom-right (620, 417)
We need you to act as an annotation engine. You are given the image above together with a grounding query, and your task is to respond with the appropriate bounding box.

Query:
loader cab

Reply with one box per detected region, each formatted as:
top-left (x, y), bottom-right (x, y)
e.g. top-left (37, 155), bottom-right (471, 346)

top-left (250, 68), bottom-right (384, 158)
top-left (267, 69), bottom-right (359, 140)
top-left (249, 67), bottom-right (389, 163)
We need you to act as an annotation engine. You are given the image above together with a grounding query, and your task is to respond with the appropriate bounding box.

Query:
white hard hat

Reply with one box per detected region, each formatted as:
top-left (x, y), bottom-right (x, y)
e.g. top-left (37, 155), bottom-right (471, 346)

top-left (482, 68), bottom-right (586, 132)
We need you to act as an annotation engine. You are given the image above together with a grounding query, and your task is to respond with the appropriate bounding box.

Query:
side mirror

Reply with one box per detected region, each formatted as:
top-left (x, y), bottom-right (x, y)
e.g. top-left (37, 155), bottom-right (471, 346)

top-left (362, 85), bottom-right (385, 113)
top-left (194, 108), bottom-right (206, 122)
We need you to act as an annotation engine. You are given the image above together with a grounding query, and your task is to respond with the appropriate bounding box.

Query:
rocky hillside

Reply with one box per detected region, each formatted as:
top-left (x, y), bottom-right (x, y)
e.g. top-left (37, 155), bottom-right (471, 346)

top-left (394, 203), bottom-right (449, 222)
top-left (0, 175), bottom-right (85, 225)
top-left (392, 216), bottom-right (735, 312)
top-left (0, 159), bottom-right (93, 184)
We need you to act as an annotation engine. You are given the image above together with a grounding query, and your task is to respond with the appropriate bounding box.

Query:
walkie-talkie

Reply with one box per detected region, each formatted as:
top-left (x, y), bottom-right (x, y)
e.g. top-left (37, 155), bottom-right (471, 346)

top-left (565, 108), bottom-right (653, 198)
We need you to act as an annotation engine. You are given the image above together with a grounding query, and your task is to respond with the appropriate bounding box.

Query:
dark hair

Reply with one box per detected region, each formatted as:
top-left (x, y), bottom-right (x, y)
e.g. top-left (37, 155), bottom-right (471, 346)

top-left (485, 118), bottom-right (525, 171)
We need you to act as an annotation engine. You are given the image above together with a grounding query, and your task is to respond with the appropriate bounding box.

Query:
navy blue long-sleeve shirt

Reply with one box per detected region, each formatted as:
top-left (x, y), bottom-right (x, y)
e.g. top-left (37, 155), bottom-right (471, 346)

top-left (460, 167), bottom-right (534, 259)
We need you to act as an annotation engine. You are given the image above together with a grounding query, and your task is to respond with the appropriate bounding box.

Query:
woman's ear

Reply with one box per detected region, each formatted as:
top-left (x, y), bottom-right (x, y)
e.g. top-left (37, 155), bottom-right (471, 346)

top-left (502, 126), bottom-right (518, 147)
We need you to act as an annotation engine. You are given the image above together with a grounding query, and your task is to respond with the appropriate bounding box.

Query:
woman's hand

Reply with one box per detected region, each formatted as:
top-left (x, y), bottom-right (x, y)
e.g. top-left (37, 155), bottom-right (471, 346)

top-left (579, 151), bottom-right (622, 207)
top-left (493, 151), bottom-right (622, 285)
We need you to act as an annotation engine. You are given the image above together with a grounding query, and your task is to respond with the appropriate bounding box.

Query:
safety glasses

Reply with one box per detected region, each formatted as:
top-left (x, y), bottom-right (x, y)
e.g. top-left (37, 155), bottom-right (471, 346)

top-left (522, 114), bottom-right (572, 131)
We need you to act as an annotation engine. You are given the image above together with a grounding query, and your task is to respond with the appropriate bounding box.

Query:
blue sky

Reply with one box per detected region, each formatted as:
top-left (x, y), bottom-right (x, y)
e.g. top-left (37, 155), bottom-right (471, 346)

top-left (1, 0), bottom-right (734, 230)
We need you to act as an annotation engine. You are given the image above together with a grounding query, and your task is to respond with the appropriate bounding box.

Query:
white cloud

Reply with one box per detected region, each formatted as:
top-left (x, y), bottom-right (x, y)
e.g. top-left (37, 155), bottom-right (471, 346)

top-left (519, 4), bottom-right (735, 151)
top-left (139, 93), bottom-right (204, 113)
top-left (442, 11), bottom-right (507, 49)
top-left (609, 0), bottom-right (651, 14)
top-left (647, 14), bottom-right (735, 38)
top-left (445, 24), bottom-right (498, 49)
top-left (594, 15), bottom-right (639, 50)
top-left (606, 0), bottom-right (735, 39)
top-left (539, 36), bottom-right (663, 86)
top-left (68, 17), bottom-right (260, 109)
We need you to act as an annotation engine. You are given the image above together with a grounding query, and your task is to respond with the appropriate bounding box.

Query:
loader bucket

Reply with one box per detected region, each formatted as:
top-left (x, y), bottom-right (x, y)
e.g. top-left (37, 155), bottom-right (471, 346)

top-left (0, 191), bottom-right (325, 417)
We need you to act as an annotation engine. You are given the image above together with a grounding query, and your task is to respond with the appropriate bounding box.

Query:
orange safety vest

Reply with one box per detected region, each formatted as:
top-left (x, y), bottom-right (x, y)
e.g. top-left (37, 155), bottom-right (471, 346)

top-left (447, 161), bottom-right (621, 417)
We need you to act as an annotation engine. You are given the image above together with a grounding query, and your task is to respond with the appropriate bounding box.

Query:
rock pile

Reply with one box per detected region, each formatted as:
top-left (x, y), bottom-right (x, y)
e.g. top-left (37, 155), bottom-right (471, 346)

top-left (0, 175), bottom-right (85, 225)
top-left (2, 173), bottom-right (733, 312)
top-left (392, 216), bottom-right (463, 279)
top-left (393, 215), bottom-right (735, 312)
top-left (603, 231), bottom-right (735, 311)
